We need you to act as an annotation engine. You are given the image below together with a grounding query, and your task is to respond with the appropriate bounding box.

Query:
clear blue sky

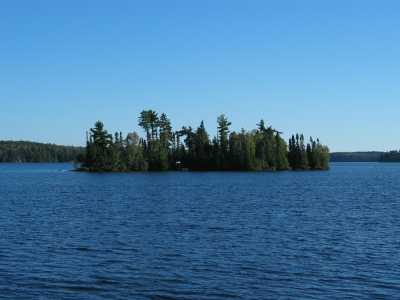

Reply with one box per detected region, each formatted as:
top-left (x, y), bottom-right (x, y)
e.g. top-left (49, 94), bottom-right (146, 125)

top-left (1, 0), bottom-right (399, 152)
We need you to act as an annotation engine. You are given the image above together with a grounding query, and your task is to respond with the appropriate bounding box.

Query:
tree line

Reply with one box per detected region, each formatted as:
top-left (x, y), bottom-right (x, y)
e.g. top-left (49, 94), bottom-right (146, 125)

top-left (330, 152), bottom-right (384, 162)
top-left (0, 141), bottom-right (84, 163)
top-left (381, 151), bottom-right (400, 162)
top-left (330, 151), bottom-right (400, 163)
top-left (78, 110), bottom-right (330, 172)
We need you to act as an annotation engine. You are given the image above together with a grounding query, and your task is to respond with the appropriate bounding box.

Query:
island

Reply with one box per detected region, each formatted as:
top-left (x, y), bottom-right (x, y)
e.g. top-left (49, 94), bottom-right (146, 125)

top-left (76, 110), bottom-right (330, 172)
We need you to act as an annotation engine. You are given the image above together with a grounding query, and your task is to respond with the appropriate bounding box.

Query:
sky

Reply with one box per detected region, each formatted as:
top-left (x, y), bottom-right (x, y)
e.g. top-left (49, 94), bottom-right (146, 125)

top-left (0, 0), bottom-right (399, 152)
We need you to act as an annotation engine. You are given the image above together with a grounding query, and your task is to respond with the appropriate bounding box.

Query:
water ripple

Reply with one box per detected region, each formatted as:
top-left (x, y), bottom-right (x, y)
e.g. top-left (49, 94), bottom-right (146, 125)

top-left (1, 163), bottom-right (400, 299)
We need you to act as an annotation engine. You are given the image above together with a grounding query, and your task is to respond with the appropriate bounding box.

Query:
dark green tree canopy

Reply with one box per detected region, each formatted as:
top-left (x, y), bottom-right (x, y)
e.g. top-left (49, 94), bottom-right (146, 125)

top-left (0, 141), bottom-right (83, 163)
top-left (78, 110), bottom-right (330, 172)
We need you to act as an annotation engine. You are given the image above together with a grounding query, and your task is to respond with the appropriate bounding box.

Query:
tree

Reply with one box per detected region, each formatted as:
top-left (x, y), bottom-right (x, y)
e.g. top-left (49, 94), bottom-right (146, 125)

top-left (217, 114), bottom-right (231, 169)
top-left (275, 134), bottom-right (289, 170)
top-left (125, 132), bottom-right (148, 171)
top-left (87, 121), bottom-right (113, 171)
top-left (159, 113), bottom-right (173, 149)
top-left (192, 121), bottom-right (211, 170)
top-left (257, 119), bottom-right (266, 132)
top-left (138, 110), bottom-right (159, 142)
top-left (299, 134), bottom-right (309, 169)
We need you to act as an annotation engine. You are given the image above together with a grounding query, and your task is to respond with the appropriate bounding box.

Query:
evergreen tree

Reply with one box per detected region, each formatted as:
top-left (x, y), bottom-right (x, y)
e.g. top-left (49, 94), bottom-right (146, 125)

top-left (158, 113), bottom-right (173, 168)
top-left (159, 113), bottom-right (173, 149)
top-left (217, 114), bottom-right (231, 169)
top-left (86, 121), bottom-right (113, 171)
top-left (299, 134), bottom-right (309, 169)
top-left (138, 111), bottom-right (152, 142)
top-left (193, 121), bottom-right (211, 170)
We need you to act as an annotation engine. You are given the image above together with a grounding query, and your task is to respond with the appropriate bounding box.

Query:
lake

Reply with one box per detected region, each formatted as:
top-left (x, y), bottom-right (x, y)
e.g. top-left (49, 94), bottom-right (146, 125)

top-left (0, 163), bottom-right (400, 299)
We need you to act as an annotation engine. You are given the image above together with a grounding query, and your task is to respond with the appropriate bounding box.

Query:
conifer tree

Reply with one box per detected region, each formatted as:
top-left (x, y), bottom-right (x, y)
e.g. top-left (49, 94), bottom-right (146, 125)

top-left (217, 114), bottom-right (231, 168)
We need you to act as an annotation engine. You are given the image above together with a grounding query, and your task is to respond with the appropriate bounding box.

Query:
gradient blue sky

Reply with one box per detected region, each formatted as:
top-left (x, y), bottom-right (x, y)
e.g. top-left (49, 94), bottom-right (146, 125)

top-left (1, 0), bottom-right (399, 151)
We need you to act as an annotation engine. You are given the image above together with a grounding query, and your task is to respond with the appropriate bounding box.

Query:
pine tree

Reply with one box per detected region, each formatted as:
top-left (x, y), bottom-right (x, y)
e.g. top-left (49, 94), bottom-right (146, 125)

top-left (193, 121), bottom-right (211, 170)
top-left (299, 134), bottom-right (309, 169)
top-left (217, 114), bottom-right (231, 169)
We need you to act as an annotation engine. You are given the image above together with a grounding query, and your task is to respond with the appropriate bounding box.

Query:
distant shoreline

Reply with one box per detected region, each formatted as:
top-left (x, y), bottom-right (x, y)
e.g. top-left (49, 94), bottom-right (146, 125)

top-left (331, 151), bottom-right (400, 162)
top-left (0, 141), bottom-right (84, 163)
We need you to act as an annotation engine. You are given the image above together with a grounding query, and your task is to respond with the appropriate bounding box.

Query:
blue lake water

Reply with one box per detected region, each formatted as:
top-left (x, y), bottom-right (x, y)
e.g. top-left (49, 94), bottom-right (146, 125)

top-left (1, 163), bottom-right (400, 299)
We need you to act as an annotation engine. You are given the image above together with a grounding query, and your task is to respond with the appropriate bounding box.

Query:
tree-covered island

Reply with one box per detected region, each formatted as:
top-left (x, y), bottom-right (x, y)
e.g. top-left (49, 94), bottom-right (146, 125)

top-left (77, 110), bottom-right (330, 172)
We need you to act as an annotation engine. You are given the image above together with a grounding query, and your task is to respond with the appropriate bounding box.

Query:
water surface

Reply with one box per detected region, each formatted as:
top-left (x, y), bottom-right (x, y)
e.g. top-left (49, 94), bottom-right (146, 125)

top-left (0, 163), bottom-right (400, 299)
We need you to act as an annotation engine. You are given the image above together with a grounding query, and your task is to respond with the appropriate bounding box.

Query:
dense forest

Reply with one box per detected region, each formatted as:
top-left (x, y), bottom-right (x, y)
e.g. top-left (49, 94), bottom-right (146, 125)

top-left (381, 151), bottom-right (400, 162)
top-left (330, 151), bottom-right (400, 162)
top-left (0, 141), bottom-right (84, 162)
top-left (330, 152), bottom-right (384, 162)
top-left (78, 110), bottom-right (330, 172)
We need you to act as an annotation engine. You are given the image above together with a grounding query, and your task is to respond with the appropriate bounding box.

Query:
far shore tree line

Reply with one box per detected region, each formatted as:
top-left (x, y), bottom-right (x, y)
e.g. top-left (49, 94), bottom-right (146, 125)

top-left (77, 110), bottom-right (330, 172)
top-left (0, 141), bottom-right (83, 163)
top-left (381, 151), bottom-right (400, 162)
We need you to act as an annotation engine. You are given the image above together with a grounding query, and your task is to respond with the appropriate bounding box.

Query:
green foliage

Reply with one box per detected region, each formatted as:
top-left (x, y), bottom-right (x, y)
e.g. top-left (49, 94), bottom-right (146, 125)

top-left (289, 135), bottom-right (330, 170)
top-left (80, 111), bottom-right (330, 172)
top-left (275, 134), bottom-right (289, 170)
top-left (0, 141), bottom-right (83, 162)
top-left (330, 152), bottom-right (383, 162)
top-left (217, 114), bottom-right (231, 156)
